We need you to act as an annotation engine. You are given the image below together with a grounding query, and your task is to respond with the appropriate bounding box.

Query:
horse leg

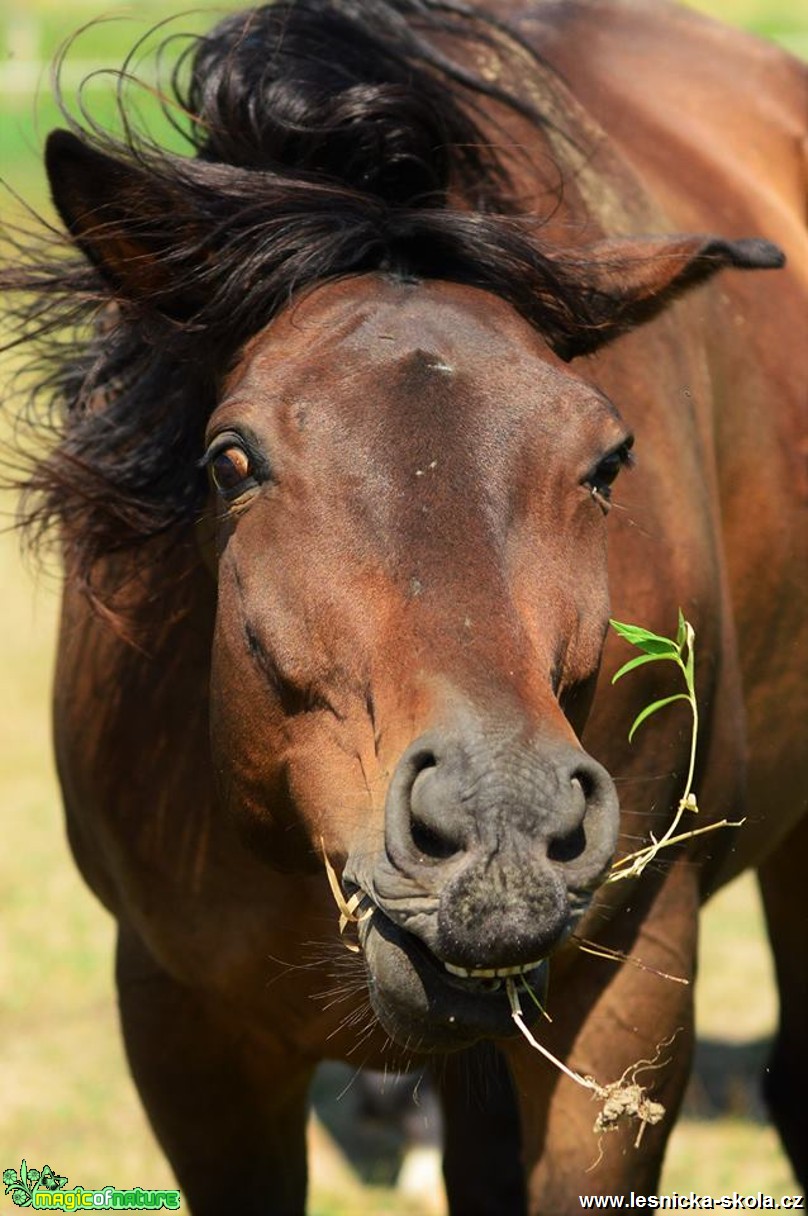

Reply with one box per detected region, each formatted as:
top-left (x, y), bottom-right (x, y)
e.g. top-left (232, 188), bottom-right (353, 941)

top-left (505, 860), bottom-right (698, 1214)
top-left (434, 1042), bottom-right (527, 1216)
top-left (116, 924), bottom-right (314, 1216)
top-left (758, 812), bottom-right (808, 1190)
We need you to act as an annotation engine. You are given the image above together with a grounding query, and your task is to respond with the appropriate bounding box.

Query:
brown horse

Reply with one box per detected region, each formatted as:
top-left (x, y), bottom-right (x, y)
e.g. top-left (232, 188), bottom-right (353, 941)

top-left (4, 0), bottom-right (806, 1211)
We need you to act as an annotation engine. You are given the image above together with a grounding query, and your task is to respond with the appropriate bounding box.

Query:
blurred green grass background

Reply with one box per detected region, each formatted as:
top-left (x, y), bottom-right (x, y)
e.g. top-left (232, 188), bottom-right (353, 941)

top-left (1, 1), bottom-right (805, 1211)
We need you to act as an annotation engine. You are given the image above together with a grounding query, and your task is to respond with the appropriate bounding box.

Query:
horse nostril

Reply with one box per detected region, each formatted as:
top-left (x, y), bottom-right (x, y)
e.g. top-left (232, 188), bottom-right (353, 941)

top-left (411, 748), bottom-right (437, 778)
top-left (546, 762), bottom-right (618, 877)
top-left (410, 758), bottom-right (463, 861)
top-left (547, 770), bottom-right (603, 864)
top-left (547, 821), bottom-right (587, 863)
top-left (572, 769), bottom-right (596, 802)
top-left (410, 816), bottom-right (460, 860)
top-left (570, 773), bottom-right (587, 813)
top-left (547, 770), bottom-right (589, 862)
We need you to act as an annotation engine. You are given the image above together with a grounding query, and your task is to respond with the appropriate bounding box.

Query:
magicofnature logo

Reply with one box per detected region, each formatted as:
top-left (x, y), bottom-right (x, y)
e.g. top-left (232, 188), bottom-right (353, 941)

top-left (3, 1162), bottom-right (67, 1207)
top-left (3, 1160), bottom-right (180, 1209)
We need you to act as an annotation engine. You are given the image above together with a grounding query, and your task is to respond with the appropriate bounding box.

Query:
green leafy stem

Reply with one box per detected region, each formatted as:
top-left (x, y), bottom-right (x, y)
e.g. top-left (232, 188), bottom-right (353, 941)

top-left (606, 610), bottom-right (741, 884)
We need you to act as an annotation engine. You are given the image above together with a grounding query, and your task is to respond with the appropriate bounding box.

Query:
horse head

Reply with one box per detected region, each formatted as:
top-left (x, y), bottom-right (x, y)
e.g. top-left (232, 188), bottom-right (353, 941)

top-left (204, 273), bottom-right (628, 1046)
top-left (41, 112), bottom-right (781, 1049)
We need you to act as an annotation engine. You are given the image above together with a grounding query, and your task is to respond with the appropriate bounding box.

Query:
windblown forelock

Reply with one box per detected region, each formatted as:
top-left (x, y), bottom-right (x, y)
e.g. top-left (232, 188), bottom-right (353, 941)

top-left (101, 155), bottom-right (594, 352)
top-left (180, 0), bottom-right (550, 197)
top-left (3, 0), bottom-right (764, 617)
top-left (0, 0), bottom-right (595, 611)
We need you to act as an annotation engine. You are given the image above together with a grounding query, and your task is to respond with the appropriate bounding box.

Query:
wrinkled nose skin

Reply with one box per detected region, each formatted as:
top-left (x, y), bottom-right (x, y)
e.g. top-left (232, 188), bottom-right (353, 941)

top-left (348, 718), bottom-right (620, 1047)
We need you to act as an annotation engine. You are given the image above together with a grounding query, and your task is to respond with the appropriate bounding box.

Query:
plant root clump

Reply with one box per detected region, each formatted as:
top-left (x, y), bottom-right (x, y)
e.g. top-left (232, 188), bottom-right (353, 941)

top-left (506, 978), bottom-right (671, 1163)
top-left (591, 1077), bottom-right (665, 1144)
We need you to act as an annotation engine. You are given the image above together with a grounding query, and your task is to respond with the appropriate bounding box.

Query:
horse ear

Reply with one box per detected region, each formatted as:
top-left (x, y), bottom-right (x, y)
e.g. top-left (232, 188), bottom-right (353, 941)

top-left (556, 234), bottom-right (785, 360)
top-left (45, 129), bottom-right (204, 315)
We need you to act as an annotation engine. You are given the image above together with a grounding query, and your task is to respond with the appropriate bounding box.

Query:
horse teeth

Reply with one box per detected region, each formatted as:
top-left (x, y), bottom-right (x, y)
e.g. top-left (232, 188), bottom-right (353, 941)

top-left (443, 960), bottom-right (543, 979)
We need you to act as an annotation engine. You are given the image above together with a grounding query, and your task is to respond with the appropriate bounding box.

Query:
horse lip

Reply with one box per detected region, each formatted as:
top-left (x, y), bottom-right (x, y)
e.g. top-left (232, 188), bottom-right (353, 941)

top-left (442, 959), bottom-right (544, 979)
top-left (347, 882), bottom-right (547, 992)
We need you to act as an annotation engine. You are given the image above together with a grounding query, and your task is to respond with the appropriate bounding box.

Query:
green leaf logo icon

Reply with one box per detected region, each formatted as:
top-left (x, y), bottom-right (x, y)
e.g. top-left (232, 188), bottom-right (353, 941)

top-left (3, 1159), bottom-right (68, 1207)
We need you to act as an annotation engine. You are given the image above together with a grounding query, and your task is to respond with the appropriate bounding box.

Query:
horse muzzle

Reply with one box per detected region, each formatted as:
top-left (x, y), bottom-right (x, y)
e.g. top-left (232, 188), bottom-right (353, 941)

top-left (344, 721), bottom-right (620, 1048)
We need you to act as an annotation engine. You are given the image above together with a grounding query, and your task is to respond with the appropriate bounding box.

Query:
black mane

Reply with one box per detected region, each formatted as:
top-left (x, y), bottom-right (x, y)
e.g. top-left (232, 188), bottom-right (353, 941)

top-left (1, 0), bottom-right (593, 606)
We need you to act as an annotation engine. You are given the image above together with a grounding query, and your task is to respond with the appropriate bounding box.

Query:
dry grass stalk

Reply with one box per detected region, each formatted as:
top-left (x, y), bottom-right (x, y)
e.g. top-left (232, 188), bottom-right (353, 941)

top-left (506, 979), bottom-right (667, 1152)
top-left (572, 936), bottom-right (689, 985)
top-left (320, 839), bottom-right (372, 952)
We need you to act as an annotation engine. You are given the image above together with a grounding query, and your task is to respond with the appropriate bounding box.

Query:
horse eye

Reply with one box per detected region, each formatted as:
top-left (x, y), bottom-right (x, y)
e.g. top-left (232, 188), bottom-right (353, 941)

top-left (586, 441), bottom-right (633, 509)
top-left (208, 442), bottom-right (254, 498)
top-left (593, 453), bottom-right (623, 495)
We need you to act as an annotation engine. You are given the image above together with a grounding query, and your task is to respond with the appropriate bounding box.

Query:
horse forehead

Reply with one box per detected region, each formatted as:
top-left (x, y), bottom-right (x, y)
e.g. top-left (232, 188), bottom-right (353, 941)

top-left (234, 275), bottom-right (561, 399)
top-left (286, 275), bottom-right (542, 347)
